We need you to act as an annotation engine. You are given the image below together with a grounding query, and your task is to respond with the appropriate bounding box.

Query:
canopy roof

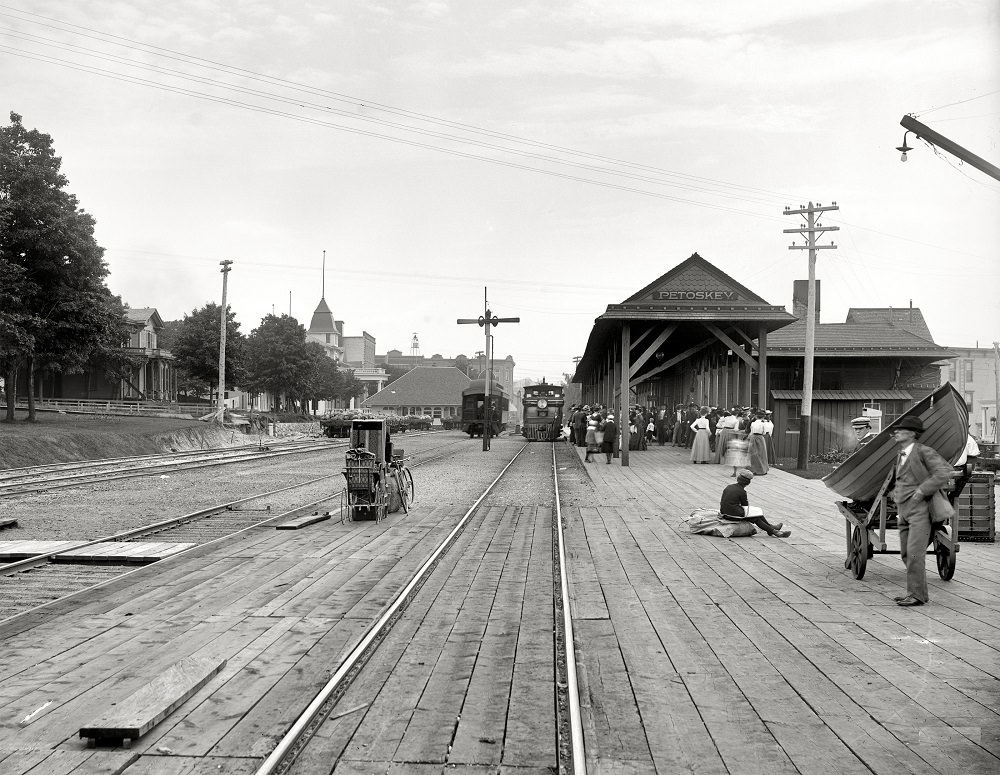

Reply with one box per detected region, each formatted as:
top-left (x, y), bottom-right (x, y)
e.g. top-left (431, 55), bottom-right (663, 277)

top-left (574, 253), bottom-right (796, 381)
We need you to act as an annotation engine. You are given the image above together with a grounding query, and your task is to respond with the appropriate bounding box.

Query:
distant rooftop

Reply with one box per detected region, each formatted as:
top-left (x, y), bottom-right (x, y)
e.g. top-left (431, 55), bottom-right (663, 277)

top-left (845, 307), bottom-right (934, 342)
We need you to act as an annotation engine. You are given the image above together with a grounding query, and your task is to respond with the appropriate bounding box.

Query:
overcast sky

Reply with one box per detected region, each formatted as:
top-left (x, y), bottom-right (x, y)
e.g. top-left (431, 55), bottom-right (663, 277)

top-left (4, 1), bottom-right (998, 382)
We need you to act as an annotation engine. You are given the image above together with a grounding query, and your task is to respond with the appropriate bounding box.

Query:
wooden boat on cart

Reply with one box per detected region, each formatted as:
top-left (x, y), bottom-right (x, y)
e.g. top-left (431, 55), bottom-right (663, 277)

top-left (823, 382), bottom-right (969, 503)
top-left (823, 382), bottom-right (969, 581)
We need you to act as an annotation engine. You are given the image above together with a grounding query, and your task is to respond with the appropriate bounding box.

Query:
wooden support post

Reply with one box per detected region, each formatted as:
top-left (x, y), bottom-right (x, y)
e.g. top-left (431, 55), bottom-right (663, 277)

top-left (758, 325), bottom-right (768, 409)
top-left (621, 323), bottom-right (630, 466)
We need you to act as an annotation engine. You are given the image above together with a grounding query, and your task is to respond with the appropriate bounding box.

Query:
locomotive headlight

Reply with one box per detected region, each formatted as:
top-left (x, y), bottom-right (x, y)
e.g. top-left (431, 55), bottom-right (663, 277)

top-left (537, 399), bottom-right (548, 409)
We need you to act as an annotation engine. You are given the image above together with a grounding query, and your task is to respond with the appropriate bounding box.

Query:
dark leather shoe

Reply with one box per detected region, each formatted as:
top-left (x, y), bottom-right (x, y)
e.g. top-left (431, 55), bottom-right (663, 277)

top-left (896, 596), bottom-right (925, 606)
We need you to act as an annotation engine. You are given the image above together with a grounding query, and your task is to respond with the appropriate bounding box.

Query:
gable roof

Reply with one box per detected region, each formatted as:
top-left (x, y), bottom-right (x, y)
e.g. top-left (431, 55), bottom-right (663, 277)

top-left (125, 308), bottom-right (163, 329)
top-left (623, 252), bottom-right (771, 306)
top-left (363, 366), bottom-right (471, 407)
top-left (766, 320), bottom-right (954, 358)
top-left (845, 307), bottom-right (934, 342)
top-left (574, 253), bottom-right (796, 380)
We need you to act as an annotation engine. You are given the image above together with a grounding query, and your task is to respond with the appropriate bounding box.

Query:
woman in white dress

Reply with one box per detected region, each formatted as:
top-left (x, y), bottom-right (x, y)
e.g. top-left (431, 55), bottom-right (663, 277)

top-left (690, 407), bottom-right (713, 463)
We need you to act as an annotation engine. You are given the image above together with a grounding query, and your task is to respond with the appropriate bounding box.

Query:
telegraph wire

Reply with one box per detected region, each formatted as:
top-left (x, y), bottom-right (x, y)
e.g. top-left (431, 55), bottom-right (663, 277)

top-left (0, 28), bottom-right (785, 207)
top-left (1, 43), bottom-right (793, 223)
top-left (912, 90), bottom-right (1000, 117)
top-left (0, 5), bottom-right (795, 204)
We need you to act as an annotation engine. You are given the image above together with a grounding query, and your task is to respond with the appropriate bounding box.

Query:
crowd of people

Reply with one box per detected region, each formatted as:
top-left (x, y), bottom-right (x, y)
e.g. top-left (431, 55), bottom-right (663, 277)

top-left (565, 402), bottom-right (776, 476)
top-left (671, 403), bottom-right (775, 475)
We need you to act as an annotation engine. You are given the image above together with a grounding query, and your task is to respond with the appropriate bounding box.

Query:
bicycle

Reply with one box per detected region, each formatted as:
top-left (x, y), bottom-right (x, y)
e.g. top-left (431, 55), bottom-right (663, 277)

top-left (387, 451), bottom-right (415, 514)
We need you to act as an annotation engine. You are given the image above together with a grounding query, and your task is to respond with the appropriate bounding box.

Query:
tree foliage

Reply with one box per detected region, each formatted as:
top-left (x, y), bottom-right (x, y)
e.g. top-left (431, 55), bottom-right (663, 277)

top-left (243, 315), bottom-right (364, 413)
top-left (0, 112), bottom-right (129, 421)
top-left (171, 303), bottom-right (246, 400)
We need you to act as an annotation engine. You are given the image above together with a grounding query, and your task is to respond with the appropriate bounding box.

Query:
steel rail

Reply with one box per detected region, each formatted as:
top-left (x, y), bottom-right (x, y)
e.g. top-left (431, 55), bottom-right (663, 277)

top-left (0, 491), bottom-right (344, 626)
top-left (0, 437), bottom-right (462, 574)
top-left (552, 443), bottom-right (587, 774)
top-left (0, 443), bottom-right (337, 496)
top-left (0, 439), bottom-right (465, 623)
top-left (0, 471), bottom-right (345, 575)
top-left (254, 442), bottom-right (531, 775)
top-left (0, 438), bottom-right (319, 478)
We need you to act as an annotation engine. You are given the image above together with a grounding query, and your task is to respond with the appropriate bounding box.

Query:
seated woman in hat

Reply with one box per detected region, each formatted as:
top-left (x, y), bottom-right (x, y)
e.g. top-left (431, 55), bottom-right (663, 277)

top-left (720, 469), bottom-right (791, 537)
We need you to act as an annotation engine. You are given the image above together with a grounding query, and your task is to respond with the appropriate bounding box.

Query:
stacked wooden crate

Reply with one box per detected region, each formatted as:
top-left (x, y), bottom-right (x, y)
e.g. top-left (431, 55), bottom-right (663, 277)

top-left (957, 472), bottom-right (995, 541)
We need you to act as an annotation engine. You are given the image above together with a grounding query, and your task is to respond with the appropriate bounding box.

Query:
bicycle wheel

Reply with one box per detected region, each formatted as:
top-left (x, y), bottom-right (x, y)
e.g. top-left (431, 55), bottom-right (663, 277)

top-left (402, 467), bottom-right (415, 505)
top-left (391, 470), bottom-right (409, 514)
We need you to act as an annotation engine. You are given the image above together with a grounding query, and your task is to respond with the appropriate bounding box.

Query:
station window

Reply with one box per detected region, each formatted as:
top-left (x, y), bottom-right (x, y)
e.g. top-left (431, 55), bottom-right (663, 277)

top-left (785, 402), bottom-right (801, 431)
top-left (432, 408), bottom-right (442, 418)
top-left (965, 392), bottom-right (974, 411)
top-left (964, 360), bottom-right (974, 382)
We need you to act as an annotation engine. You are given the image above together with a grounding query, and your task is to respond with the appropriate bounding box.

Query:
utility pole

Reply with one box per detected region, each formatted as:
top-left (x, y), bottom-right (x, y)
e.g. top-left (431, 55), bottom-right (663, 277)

top-left (994, 341), bottom-right (999, 443)
top-left (458, 288), bottom-right (520, 451)
top-left (216, 260), bottom-right (234, 423)
top-left (783, 202), bottom-right (839, 470)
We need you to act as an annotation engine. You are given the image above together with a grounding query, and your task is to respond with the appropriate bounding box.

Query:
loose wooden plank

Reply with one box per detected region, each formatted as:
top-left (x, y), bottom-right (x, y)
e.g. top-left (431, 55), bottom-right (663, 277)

top-left (275, 511), bottom-right (332, 530)
top-left (79, 655), bottom-right (227, 747)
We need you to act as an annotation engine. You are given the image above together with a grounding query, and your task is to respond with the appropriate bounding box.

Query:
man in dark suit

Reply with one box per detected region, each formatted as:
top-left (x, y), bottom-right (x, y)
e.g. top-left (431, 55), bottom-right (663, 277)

top-left (889, 415), bottom-right (953, 607)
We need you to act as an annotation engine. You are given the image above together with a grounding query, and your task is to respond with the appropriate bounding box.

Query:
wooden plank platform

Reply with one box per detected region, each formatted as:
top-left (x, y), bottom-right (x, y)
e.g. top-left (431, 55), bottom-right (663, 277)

top-left (0, 540), bottom-right (88, 561)
top-left (564, 441), bottom-right (1000, 775)
top-left (0, 540), bottom-right (194, 563)
top-left (53, 541), bottom-right (196, 564)
top-left (0, 438), bottom-right (995, 774)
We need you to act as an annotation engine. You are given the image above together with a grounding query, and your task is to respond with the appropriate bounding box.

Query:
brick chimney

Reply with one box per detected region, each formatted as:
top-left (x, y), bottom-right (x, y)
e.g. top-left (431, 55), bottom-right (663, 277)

top-left (792, 279), bottom-right (821, 323)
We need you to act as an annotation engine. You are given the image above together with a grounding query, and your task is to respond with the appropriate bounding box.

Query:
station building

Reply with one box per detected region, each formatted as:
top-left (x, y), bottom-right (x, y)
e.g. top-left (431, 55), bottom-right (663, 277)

top-left (362, 366), bottom-right (471, 423)
top-left (572, 253), bottom-right (956, 465)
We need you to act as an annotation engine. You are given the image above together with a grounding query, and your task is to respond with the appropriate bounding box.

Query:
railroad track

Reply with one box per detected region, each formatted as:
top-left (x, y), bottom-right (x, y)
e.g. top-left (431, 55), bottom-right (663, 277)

top-left (0, 431), bottom-right (452, 498)
top-left (254, 441), bottom-right (586, 774)
top-left (0, 437), bottom-right (467, 621)
top-left (0, 439), bottom-right (337, 497)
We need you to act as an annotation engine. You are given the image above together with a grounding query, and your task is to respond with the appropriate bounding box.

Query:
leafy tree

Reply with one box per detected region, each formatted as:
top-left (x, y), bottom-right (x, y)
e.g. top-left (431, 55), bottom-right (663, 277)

top-left (0, 112), bottom-right (130, 421)
top-left (244, 314), bottom-right (312, 412)
top-left (171, 303), bottom-right (246, 402)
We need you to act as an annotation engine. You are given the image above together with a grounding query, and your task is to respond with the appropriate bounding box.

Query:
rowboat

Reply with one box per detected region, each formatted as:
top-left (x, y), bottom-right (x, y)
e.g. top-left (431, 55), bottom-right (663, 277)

top-left (822, 383), bottom-right (969, 503)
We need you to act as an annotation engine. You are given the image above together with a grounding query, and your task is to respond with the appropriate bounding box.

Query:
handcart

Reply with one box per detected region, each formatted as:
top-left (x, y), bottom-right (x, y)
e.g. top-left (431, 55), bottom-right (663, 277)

top-left (823, 383), bottom-right (968, 582)
top-left (341, 417), bottom-right (414, 522)
top-left (342, 418), bottom-right (390, 522)
top-left (836, 470), bottom-right (958, 581)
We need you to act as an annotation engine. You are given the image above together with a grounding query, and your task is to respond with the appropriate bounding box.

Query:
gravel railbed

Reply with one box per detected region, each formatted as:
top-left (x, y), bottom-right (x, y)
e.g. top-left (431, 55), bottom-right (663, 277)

top-left (0, 433), bottom-right (523, 542)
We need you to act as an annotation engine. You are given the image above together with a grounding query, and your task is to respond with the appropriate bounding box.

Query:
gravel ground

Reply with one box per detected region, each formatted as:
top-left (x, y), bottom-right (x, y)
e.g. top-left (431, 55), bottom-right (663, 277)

top-left (0, 433), bottom-right (532, 542)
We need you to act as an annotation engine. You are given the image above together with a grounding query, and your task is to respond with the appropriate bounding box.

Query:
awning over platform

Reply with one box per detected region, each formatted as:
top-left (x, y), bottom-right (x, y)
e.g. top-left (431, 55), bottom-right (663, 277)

top-left (770, 389), bottom-right (913, 400)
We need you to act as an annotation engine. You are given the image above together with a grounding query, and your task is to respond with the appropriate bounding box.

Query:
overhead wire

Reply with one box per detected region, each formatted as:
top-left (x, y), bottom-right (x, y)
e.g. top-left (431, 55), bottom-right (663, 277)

top-left (0, 27), bottom-right (789, 208)
top-left (0, 5), bottom-right (797, 204)
top-left (2, 5), bottom-right (995, 268)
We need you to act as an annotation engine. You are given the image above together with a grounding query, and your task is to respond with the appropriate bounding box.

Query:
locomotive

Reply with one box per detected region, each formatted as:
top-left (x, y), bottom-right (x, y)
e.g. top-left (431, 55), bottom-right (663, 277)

top-left (521, 381), bottom-right (565, 441)
top-left (460, 379), bottom-right (509, 438)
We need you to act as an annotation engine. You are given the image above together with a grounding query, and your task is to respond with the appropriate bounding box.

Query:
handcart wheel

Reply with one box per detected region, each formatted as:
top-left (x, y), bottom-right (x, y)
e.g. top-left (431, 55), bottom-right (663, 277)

top-left (935, 537), bottom-right (956, 581)
top-left (847, 525), bottom-right (868, 580)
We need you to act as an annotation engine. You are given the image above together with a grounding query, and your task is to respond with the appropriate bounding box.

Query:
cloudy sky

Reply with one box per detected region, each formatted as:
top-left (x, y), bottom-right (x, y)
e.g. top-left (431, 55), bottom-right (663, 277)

top-left (3, 1), bottom-right (998, 382)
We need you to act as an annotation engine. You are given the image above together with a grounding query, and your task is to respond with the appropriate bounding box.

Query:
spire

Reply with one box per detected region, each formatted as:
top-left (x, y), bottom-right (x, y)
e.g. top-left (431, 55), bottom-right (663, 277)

top-left (410, 333), bottom-right (421, 357)
top-left (321, 249), bottom-right (326, 300)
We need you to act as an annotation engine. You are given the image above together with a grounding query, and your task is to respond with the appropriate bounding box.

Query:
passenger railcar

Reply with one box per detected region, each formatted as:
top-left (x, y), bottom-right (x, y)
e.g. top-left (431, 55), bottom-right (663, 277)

top-left (461, 379), bottom-right (509, 438)
top-left (521, 381), bottom-right (565, 441)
